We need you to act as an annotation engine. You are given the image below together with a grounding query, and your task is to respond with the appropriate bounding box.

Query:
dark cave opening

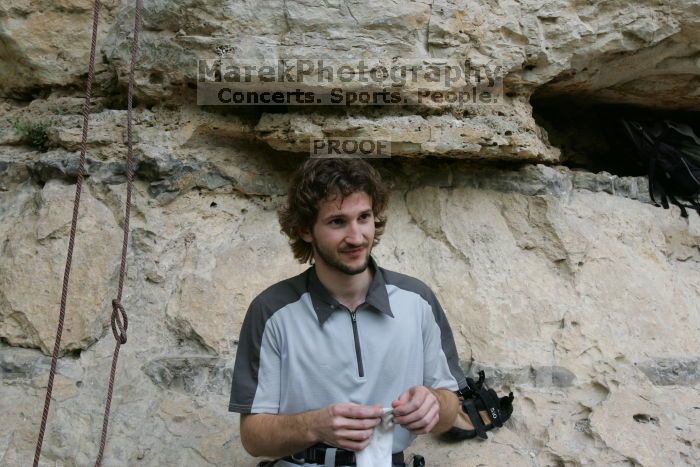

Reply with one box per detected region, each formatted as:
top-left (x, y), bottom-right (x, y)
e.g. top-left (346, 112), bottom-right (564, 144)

top-left (531, 94), bottom-right (700, 177)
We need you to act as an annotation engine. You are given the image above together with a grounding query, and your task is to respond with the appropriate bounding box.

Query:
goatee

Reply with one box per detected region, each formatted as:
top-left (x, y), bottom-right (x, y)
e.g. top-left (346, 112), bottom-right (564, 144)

top-left (312, 243), bottom-right (370, 275)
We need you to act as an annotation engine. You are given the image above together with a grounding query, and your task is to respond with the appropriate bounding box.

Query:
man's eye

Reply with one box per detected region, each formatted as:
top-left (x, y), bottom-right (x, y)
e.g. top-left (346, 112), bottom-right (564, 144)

top-left (330, 218), bottom-right (344, 225)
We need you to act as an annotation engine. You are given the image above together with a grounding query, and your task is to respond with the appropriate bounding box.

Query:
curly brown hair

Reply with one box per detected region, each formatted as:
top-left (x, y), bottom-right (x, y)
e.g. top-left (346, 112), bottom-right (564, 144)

top-left (278, 158), bottom-right (389, 264)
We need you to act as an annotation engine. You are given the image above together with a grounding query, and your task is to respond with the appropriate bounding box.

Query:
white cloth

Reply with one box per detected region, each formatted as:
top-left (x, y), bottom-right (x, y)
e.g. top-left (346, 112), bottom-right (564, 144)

top-left (356, 408), bottom-right (394, 467)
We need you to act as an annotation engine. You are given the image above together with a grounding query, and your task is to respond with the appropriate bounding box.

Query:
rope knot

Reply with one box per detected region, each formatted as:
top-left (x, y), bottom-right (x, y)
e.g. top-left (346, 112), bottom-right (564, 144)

top-left (110, 299), bottom-right (128, 344)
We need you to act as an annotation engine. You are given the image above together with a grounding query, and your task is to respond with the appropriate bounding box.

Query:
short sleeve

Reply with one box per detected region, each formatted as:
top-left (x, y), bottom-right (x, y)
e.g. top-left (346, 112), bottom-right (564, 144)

top-left (421, 289), bottom-right (466, 391)
top-left (228, 297), bottom-right (282, 414)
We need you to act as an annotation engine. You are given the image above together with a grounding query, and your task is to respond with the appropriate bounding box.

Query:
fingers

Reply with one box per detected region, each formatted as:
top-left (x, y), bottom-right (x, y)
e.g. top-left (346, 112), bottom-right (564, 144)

top-left (393, 386), bottom-right (428, 417)
top-left (330, 414), bottom-right (381, 431)
top-left (391, 387), bottom-right (415, 411)
top-left (338, 426), bottom-right (374, 440)
top-left (332, 403), bottom-right (383, 420)
top-left (404, 402), bottom-right (439, 434)
top-left (332, 426), bottom-right (374, 452)
top-left (336, 434), bottom-right (373, 452)
top-left (318, 403), bottom-right (382, 451)
top-left (393, 398), bottom-right (429, 425)
top-left (392, 386), bottom-right (440, 434)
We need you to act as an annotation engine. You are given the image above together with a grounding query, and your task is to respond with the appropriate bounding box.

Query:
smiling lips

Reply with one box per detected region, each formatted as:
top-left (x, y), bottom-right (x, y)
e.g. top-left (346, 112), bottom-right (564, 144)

top-left (341, 247), bottom-right (365, 257)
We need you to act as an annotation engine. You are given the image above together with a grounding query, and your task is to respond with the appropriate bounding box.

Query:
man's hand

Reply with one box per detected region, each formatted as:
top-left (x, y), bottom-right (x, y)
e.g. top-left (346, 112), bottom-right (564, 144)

top-left (311, 403), bottom-right (383, 451)
top-left (391, 386), bottom-right (440, 434)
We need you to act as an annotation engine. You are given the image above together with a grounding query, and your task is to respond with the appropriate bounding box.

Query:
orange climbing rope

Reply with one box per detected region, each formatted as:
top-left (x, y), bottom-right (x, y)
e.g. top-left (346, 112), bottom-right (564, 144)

top-left (32, 1), bottom-right (142, 465)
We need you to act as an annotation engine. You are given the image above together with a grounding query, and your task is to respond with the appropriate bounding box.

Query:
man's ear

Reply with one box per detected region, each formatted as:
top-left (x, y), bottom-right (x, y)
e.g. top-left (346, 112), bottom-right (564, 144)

top-left (298, 226), bottom-right (313, 243)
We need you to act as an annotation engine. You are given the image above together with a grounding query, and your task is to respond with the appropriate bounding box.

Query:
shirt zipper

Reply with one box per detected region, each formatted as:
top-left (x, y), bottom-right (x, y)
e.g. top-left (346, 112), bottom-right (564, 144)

top-left (350, 310), bottom-right (365, 377)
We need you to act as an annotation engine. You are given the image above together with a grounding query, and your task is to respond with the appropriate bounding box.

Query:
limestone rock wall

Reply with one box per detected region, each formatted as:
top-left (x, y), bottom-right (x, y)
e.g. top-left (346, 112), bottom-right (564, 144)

top-left (1, 1), bottom-right (699, 466)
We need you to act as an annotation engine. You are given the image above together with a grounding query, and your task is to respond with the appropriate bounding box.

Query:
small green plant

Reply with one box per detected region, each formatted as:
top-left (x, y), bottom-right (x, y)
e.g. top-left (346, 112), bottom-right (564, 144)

top-left (13, 118), bottom-right (50, 151)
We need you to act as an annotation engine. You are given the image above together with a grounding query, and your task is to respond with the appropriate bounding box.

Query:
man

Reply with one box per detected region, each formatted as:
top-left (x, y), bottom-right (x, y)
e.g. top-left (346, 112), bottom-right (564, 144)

top-left (229, 158), bottom-right (468, 466)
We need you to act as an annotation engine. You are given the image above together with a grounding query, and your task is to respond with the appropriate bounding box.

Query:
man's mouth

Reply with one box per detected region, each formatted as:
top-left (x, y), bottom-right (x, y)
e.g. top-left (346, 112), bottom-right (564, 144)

top-left (341, 247), bottom-right (365, 256)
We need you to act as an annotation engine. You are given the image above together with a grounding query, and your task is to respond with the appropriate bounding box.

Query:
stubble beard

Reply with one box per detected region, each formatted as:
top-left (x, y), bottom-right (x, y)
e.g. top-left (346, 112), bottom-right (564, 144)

top-left (312, 240), bottom-right (371, 276)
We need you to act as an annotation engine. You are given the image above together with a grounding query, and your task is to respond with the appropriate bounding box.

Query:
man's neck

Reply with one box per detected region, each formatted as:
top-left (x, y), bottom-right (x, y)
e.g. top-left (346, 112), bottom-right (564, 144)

top-left (314, 259), bottom-right (373, 311)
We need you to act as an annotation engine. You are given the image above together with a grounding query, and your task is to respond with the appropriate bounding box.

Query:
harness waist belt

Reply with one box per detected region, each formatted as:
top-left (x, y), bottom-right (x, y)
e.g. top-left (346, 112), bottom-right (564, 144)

top-left (285, 443), bottom-right (404, 466)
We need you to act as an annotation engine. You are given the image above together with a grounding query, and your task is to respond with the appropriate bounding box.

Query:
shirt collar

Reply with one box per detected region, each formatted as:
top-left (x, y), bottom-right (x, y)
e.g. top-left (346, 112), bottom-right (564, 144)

top-left (307, 256), bottom-right (393, 325)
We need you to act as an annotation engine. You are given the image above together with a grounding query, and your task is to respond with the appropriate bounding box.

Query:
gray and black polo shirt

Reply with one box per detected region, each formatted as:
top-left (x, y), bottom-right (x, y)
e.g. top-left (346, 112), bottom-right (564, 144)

top-left (229, 256), bottom-right (466, 452)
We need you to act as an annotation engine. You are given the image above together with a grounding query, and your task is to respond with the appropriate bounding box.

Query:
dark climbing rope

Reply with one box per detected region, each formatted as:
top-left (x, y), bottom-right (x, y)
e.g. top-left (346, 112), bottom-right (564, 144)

top-left (33, 1), bottom-right (103, 465)
top-left (94, 0), bottom-right (141, 464)
top-left (32, 0), bottom-right (142, 465)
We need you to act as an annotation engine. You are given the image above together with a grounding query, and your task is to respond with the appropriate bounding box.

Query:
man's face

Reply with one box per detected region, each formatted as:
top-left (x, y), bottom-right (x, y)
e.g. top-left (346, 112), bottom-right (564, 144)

top-left (302, 191), bottom-right (375, 275)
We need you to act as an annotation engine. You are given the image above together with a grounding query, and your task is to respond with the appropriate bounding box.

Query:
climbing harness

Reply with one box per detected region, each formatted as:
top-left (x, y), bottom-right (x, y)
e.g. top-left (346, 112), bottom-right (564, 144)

top-left (32, 1), bottom-right (142, 465)
top-left (444, 370), bottom-right (515, 441)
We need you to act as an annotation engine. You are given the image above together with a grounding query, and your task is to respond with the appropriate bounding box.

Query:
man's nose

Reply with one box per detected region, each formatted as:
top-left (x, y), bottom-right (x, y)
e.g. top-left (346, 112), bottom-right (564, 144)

top-left (345, 221), bottom-right (364, 244)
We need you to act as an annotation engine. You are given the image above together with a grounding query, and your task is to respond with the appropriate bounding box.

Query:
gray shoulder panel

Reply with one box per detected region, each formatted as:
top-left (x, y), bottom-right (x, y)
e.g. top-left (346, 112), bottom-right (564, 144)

top-left (381, 267), bottom-right (466, 389)
top-left (229, 269), bottom-right (309, 412)
top-left (381, 269), bottom-right (433, 299)
top-left (255, 270), bottom-right (309, 314)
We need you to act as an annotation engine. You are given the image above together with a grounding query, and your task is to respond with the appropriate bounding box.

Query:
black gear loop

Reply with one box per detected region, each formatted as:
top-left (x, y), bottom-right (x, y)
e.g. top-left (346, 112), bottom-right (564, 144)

top-left (110, 299), bottom-right (128, 344)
